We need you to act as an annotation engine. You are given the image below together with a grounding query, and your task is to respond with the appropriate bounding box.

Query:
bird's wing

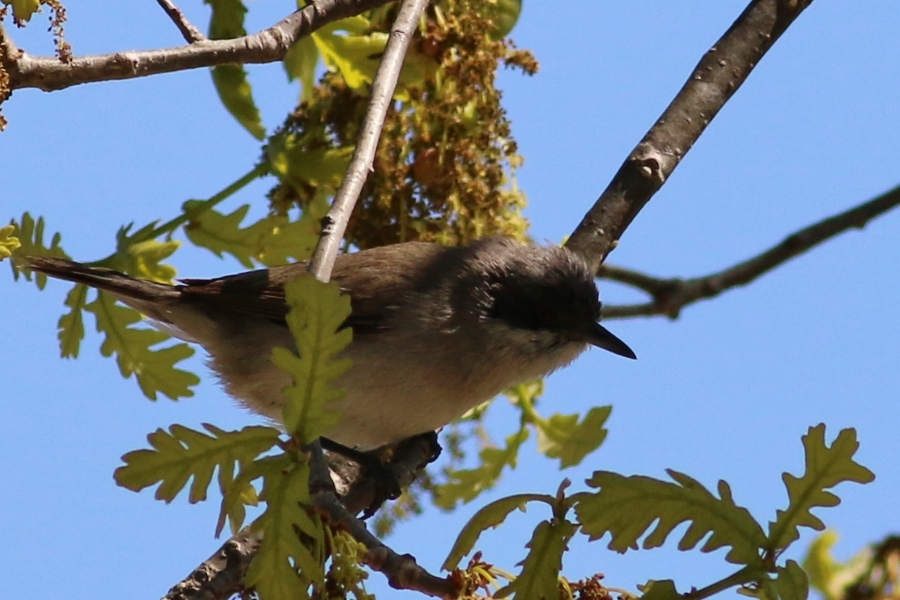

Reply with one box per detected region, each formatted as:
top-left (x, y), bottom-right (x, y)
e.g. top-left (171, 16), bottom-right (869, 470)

top-left (178, 242), bottom-right (449, 335)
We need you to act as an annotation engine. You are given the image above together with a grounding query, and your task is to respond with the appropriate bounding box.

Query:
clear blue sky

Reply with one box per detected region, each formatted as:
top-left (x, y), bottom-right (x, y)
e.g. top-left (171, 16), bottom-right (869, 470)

top-left (2, 2), bottom-right (899, 598)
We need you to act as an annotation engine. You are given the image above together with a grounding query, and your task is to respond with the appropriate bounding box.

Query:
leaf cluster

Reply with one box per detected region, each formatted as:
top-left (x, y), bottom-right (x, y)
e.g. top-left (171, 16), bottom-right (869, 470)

top-left (114, 274), bottom-right (353, 600)
top-left (444, 425), bottom-right (874, 600)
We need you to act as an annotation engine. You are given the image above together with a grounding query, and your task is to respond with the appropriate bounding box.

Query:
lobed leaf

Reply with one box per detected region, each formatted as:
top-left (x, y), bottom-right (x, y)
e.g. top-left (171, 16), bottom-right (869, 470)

top-left (535, 405), bottom-right (611, 469)
top-left (576, 470), bottom-right (768, 566)
top-left (433, 427), bottom-right (529, 510)
top-left (207, 0), bottom-right (265, 139)
top-left (9, 0), bottom-right (40, 22)
top-left (247, 456), bottom-right (325, 600)
top-left (758, 560), bottom-right (810, 600)
top-left (183, 201), bottom-right (321, 268)
top-left (768, 425), bottom-right (874, 551)
top-left (124, 239), bottom-right (179, 283)
top-left (8, 212), bottom-right (67, 287)
top-left (640, 580), bottom-right (682, 600)
top-left (115, 423), bottom-right (280, 506)
top-left (273, 276), bottom-right (352, 442)
top-left (57, 284), bottom-right (87, 358)
top-left (443, 493), bottom-right (553, 570)
top-left (284, 34), bottom-right (319, 101)
top-left (0, 224), bottom-right (21, 259)
top-left (85, 293), bottom-right (199, 400)
top-left (495, 518), bottom-right (577, 600)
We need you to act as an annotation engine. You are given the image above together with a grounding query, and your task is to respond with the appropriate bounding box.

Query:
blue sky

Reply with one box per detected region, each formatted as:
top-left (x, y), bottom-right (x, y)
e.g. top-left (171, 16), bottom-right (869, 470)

top-left (2, 2), bottom-right (899, 598)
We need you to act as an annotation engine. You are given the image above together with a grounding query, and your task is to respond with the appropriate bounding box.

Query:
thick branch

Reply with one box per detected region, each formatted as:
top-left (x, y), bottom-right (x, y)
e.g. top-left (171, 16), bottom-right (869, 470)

top-left (2, 0), bottom-right (392, 93)
top-left (155, 0), bottom-right (207, 44)
top-left (566, 0), bottom-right (815, 272)
top-left (163, 528), bottom-right (262, 600)
top-left (600, 184), bottom-right (900, 319)
top-left (308, 0), bottom-right (430, 281)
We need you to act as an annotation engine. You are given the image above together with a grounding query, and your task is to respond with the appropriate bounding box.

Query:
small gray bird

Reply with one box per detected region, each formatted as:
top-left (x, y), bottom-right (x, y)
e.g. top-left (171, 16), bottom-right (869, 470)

top-left (26, 237), bottom-right (635, 450)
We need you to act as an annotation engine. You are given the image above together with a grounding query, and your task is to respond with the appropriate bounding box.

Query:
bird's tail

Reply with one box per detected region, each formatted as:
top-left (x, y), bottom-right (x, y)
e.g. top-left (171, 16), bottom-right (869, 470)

top-left (23, 256), bottom-right (180, 316)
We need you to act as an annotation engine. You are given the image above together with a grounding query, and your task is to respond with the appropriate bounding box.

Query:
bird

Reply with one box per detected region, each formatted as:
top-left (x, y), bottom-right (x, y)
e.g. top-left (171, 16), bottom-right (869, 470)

top-left (25, 237), bottom-right (635, 451)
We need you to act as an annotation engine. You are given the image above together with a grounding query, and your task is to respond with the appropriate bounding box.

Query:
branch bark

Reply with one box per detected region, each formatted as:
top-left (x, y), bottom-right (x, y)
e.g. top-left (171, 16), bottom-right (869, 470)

top-left (162, 435), bottom-right (447, 600)
top-left (308, 0), bottom-right (431, 282)
top-left (155, 0), bottom-right (207, 44)
top-left (565, 0), bottom-right (816, 273)
top-left (599, 184), bottom-right (900, 319)
top-left (1, 0), bottom-right (392, 94)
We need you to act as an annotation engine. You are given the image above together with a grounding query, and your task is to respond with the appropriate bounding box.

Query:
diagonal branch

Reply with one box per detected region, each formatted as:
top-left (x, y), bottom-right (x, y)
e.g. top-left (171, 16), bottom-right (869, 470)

top-left (2, 0), bottom-right (393, 94)
top-left (308, 0), bottom-right (431, 282)
top-left (565, 0), bottom-right (816, 273)
top-left (154, 0), bottom-right (206, 44)
top-left (162, 436), bottom-right (444, 600)
top-left (599, 184), bottom-right (900, 319)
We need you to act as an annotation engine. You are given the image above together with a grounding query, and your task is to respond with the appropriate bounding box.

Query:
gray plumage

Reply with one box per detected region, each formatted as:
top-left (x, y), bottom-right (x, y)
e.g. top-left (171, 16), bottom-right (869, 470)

top-left (26, 237), bottom-right (634, 450)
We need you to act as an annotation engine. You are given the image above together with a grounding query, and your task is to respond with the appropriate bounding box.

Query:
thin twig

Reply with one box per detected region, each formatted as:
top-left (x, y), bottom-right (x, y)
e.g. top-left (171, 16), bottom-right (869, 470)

top-left (162, 437), bottom-right (444, 600)
top-left (316, 492), bottom-right (458, 599)
top-left (155, 0), bottom-right (206, 44)
top-left (600, 184), bottom-right (900, 319)
top-left (565, 0), bottom-right (816, 273)
top-left (2, 0), bottom-right (392, 93)
top-left (308, 0), bottom-right (431, 282)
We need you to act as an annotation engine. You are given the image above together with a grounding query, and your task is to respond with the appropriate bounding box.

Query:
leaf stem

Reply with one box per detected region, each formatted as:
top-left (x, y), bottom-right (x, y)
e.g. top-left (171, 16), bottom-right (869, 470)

top-left (144, 162), bottom-right (270, 243)
top-left (685, 566), bottom-right (762, 600)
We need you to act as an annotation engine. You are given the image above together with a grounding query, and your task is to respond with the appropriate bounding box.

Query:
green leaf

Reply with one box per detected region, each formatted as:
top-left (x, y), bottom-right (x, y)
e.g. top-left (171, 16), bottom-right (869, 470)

top-left (443, 493), bottom-right (553, 570)
top-left (85, 292), bottom-right (200, 400)
top-left (768, 425), bottom-right (874, 551)
top-left (124, 239), bottom-right (179, 283)
top-left (272, 276), bottom-right (352, 442)
top-left (639, 580), bottom-right (682, 600)
top-left (312, 19), bottom-right (437, 97)
top-left (576, 470), bottom-right (768, 566)
top-left (115, 423), bottom-right (279, 505)
top-left (535, 406), bottom-right (610, 469)
top-left (58, 283), bottom-right (87, 358)
top-left (184, 202), bottom-right (321, 268)
top-left (255, 212), bottom-right (323, 267)
top-left (759, 561), bottom-right (810, 600)
top-left (247, 456), bottom-right (324, 600)
top-left (801, 531), bottom-right (873, 600)
top-left (0, 224), bottom-right (21, 260)
top-left (475, 0), bottom-right (522, 39)
top-left (9, 0), bottom-right (41, 22)
top-left (9, 212), bottom-right (67, 287)
top-left (433, 427), bottom-right (529, 510)
top-left (207, 0), bottom-right (266, 139)
top-left (495, 518), bottom-right (577, 600)
top-left (284, 35), bottom-right (320, 101)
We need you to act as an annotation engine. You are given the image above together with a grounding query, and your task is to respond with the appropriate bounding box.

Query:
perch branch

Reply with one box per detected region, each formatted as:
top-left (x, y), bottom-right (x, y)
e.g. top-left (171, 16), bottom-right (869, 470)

top-left (161, 436), bottom-right (445, 600)
top-left (316, 492), bottom-right (458, 598)
top-left (566, 0), bottom-right (816, 272)
top-left (599, 184), bottom-right (900, 319)
top-left (308, 0), bottom-right (430, 281)
top-left (162, 527), bottom-right (262, 600)
top-left (154, 0), bottom-right (206, 44)
top-left (1, 0), bottom-right (393, 93)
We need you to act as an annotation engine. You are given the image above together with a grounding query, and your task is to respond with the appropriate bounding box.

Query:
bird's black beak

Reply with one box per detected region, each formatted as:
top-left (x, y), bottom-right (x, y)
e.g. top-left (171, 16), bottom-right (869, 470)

top-left (588, 322), bottom-right (636, 359)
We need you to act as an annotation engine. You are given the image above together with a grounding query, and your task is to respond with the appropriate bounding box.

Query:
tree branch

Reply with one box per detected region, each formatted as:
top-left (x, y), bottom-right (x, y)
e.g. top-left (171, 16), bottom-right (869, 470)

top-left (308, 0), bottom-right (431, 282)
top-left (599, 184), bottom-right (900, 319)
top-left (316, 492), bottom-right (458, 598)
top-left (565, 0), bottom-right (816, 272)
top-left (162, 527), bottom-right (262, 600)
top-left (155, 0), bottom-right (207, 44)
top-left (162, 436), bottom-right (445, 600)
top-left (2, 0), bottom-right (393, 93)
